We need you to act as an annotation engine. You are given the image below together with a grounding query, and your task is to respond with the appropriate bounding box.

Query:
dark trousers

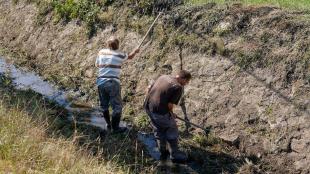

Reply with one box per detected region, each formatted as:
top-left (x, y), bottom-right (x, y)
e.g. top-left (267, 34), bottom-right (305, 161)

top-left (98, 80), bottom-right (122, 117)
top-left (145, 109), bottom-right (186, 162)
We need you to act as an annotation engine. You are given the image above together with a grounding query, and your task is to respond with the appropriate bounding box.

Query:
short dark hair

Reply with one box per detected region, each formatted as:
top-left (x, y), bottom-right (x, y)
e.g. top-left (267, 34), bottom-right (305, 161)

top-left (107, 36), bottom-right (119, 50)
top-left (177, 70), bottom-right (192, 80)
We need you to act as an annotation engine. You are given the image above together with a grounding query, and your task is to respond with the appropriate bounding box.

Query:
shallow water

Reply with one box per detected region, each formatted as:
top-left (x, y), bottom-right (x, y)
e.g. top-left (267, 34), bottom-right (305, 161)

top-left (137, 132), bottom-right (161, 160)
top-left (0, 57), bottom-right (108, 129)
top-left (0, 58), bottom-right (68, 106)
top-left (0, 57), bottom-right (157, 159)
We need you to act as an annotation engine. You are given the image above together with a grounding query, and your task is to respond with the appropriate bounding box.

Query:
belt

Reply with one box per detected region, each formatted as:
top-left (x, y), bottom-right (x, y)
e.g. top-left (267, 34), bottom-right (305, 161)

top-left (98, 64), bottom-right (121, 69)
top-left (97, 75), bottom-right (119, 79)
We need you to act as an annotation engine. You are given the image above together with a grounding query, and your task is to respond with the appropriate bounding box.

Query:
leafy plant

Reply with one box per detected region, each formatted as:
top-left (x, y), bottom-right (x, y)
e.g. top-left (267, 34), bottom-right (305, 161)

top-left (236, 49), bottom-right (263, 70)
top-left (134, 113), bottom-right (150, 130)
top-left (52, 0), bottom-right (100, 37)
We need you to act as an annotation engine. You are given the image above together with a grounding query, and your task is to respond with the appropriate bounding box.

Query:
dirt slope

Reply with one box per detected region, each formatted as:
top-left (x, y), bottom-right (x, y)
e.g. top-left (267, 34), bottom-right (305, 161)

top-left (0, 0), bottom-right (309, 173)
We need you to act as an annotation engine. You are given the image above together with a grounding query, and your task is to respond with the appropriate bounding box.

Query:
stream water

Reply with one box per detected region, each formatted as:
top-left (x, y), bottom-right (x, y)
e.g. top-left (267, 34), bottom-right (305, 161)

top-left (0, 57), bottom-right (161, 160)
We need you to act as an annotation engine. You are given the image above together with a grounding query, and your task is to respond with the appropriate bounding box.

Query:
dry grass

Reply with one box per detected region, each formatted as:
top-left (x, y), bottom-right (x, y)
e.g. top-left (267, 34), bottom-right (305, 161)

top-left (0, 100), bottom-right (124, 173)
top-left (0, 73), bottom-right (157, 173)
top-left (186, 0), bottom-right (310, 11)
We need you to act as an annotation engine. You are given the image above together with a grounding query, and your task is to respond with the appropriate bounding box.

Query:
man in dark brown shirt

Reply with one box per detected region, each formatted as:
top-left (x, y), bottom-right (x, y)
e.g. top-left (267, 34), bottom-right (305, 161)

top-left (144, 70), bottom-right (191, 164)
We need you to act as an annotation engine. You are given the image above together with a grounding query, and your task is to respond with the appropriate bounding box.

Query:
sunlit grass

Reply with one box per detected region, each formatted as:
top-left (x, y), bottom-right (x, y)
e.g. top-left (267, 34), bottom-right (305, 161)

top-left (185, 0), bottom-right (310, 11)
top-left (0, 98), bottom-right (120, 173)
top-left (0, 74), bottom-right (155, 173)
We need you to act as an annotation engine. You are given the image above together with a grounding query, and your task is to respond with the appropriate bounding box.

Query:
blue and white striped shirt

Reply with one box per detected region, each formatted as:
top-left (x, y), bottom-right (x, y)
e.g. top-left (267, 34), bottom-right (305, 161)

top-left (96, 49), bottom-right (128, 86)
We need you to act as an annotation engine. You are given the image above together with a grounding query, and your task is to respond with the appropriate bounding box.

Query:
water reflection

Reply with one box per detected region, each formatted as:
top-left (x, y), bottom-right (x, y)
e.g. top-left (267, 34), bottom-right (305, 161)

top-left (0, 58), bottom-right (107, 129)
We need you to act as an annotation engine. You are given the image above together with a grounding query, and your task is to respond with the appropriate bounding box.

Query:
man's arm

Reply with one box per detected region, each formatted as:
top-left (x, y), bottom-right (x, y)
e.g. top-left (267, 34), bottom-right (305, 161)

top-left (128, 48), bottom-right (140, 60)
top-left (168, 103), bottom-right (178, 118)
top-left (168, 103), bottom-right (174, 112)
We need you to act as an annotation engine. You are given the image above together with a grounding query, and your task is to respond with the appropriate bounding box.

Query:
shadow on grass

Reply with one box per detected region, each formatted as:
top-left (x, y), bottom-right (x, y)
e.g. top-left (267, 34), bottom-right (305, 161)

top-left (187, 145), bottom-right (244, 174)
top-left (0, 74), bottom-right (253, 173)
top-left (0, 75), bottom-right (154, 173)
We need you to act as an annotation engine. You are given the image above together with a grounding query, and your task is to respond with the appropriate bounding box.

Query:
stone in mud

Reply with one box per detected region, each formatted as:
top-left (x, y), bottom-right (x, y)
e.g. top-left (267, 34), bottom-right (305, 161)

top-left (219, 133), bottom-right (240, 147)
top-left (291, 138), bottom-right (310, 154)
top-left (84, 68), bottom-right (94, 78)
top-left (294, 158), bottom-right (310, 172)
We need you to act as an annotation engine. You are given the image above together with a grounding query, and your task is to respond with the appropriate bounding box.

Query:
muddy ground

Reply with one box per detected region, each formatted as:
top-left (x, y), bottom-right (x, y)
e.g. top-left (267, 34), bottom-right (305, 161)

top-left (0, 0), bottom-right (309, 173)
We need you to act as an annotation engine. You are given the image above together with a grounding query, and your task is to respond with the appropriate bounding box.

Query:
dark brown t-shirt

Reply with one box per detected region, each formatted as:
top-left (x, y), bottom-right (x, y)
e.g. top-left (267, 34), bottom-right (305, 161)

top-left (146, 75), bottom-right (183, 115)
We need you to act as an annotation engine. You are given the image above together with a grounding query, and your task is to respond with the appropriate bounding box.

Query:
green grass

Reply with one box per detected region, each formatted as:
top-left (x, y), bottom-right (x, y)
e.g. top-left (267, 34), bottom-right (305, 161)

top-left (0, 98), bottom-right (114, 173)
top-left (0, 74), bottom-right (249, 173)
top-left (185, 0), bottom-right (310, 11)
top-left (0, 76), bottom-right (118, 173)
top-left (0, 75), bottom-right (155, 173)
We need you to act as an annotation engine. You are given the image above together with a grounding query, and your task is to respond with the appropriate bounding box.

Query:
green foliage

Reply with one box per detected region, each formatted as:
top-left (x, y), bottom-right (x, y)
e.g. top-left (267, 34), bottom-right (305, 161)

top-left (170, 33), bottom-right (211, 53)
top-left (52, 0), bottom-right (100, 37)
top-left (35, 1), bottom-right (53, 26)
top-left (134, 113), bottom-right (150, 129)
top-left (123, 106), bottom-right (135, 118)
top-left (265, 105), bottom-right (276, 123)
top-left (185, 0), bottom-right (310, 11)
top-left (0, 75), bottom-right (12, 87)
top-left (236, 49), bottom-right (263, 70)
top-left (185, 0), bottom-right (225, 5)
top-left (193, 133), bottom-right (221, 146)
top-left (265, 105), bottom-right (273, 115)
top-left (193, 134), bottom-right (208, 145)
top-left (128, 0), bottom-right (155, 15)
top-left (260, 32), bottom-right (272, 44)
top-left (52, 0), bottom-right (77, 22)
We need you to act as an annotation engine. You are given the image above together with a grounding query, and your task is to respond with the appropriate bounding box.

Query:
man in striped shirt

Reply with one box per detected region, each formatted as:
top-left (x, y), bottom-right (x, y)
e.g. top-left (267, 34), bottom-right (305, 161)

top-left (96, 36), bottom-right (139, 133)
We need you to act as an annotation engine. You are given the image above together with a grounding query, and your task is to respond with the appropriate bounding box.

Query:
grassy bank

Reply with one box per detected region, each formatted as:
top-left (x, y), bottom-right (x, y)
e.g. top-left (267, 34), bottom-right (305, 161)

top-left (0, 104), bottom-right (112, 173)
top-left (0, 79), bottom-right (119, 173)
top-left (17, 0), bottom-right (309, 39)
top-left (0, 75), bottom-right (156, 173)
top-left (186, 0), bottom-right (310, 11)
top-left (0, 74), bottom-right (250, 173)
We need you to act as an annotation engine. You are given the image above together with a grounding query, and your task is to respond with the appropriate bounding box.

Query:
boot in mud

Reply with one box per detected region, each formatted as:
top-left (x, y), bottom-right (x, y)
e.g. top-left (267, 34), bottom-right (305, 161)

top-left (168, 139), bottom-right (188, 164)
top-left (156, 155), bottom-right (172, 173)
top-left (111, 113), bottom-right (127, 133)
top-left (103, 110), bottom-right (111, 130)
top-left (156, 139), bottom-right (172, 173)
top-left (157, 139), bottom-right (169, 161)
top-left (156, 161), bottom-right (172, 174)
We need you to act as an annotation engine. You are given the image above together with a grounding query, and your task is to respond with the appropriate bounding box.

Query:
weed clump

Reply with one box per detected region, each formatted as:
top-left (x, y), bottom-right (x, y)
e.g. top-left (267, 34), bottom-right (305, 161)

top-left (51, 0), bottom-right (100, 37)
top-left (236, 49), bottom-right (263, 70)
top-left (128, 0), bottom-right (182, 16)
top-left (134, 113), bottom-right (151, 130)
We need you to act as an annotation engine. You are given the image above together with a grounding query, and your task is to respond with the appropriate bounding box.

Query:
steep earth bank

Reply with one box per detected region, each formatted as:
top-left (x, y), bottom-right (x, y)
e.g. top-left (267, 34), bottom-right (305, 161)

top-left (0, 0), bottom-right (309, 173)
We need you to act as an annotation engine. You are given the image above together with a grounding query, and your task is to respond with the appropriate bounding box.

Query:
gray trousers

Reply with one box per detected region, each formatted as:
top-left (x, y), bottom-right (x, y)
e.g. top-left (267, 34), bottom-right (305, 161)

top-left (145, 110), bottom-right (186, 161)
top-left (98, 80), bottom-right (122, 117)
top-left (148, 112), bottom-right (179, 140)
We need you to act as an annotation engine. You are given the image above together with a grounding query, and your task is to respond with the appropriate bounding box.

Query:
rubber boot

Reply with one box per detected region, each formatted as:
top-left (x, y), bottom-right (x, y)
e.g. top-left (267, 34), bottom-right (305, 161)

top-left (103, 110), bottom-right (111, 130)
top-left (111, 113), bottom-right (127, 133)
top-left (156, 139), bottom-right (170, 171)
top-left (167, 139), bottom-right (187, 164)
top-left (157, 139), bottom-right (169, 161)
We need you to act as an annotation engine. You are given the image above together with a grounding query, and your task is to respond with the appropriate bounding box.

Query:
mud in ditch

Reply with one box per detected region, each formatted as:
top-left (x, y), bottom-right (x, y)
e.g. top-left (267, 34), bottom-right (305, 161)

top-left (0, 57), bottom-right (270, 173)
top-left (0, 57), bottom-right (155, 172)
top-left (0, 57), bottom-right (111, 130)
